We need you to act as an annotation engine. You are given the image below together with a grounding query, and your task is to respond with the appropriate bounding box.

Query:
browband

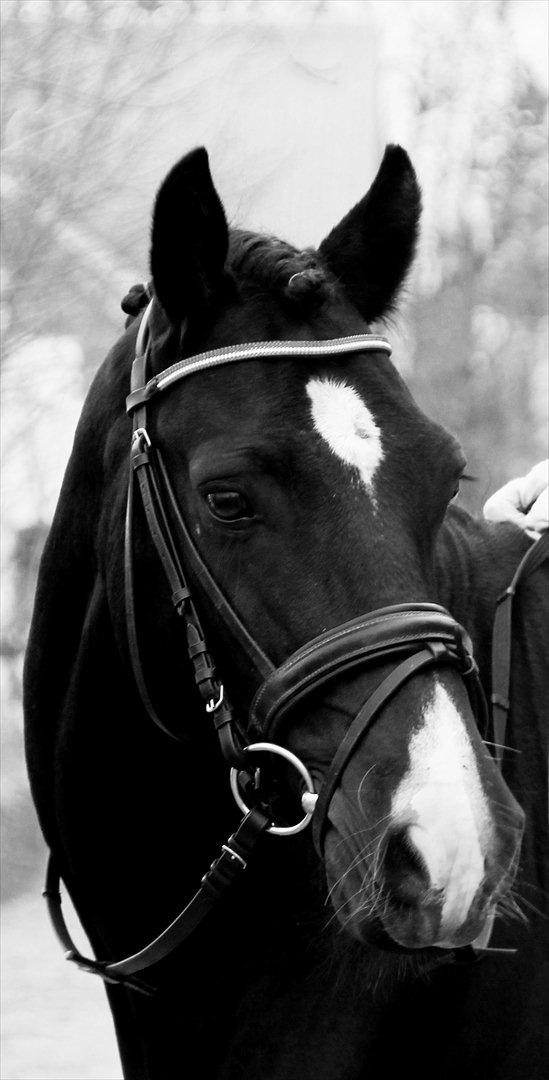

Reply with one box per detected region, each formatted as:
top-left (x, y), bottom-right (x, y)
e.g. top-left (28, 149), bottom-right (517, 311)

top-left (126, 299), bottom-right (392, 414)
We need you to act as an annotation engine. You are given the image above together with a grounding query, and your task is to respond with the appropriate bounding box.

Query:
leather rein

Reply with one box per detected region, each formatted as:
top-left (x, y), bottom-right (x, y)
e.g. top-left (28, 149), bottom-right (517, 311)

top-left (44, 298), bottom-right (548, 995)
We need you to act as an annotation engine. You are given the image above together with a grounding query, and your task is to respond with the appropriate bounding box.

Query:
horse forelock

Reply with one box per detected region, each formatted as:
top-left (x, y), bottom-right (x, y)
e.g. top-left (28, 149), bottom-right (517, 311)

top-left (228, 229), bottom-right (334, 309)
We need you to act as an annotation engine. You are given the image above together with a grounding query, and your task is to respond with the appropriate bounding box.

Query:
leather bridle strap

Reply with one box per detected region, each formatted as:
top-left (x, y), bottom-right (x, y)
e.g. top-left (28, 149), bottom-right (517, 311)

top-left (125, 322), bottom-right (272, 762)
top-left (491, 531), bottom-right (549, 767)
top-left (311, 643), bottom-right (450, 853)
top-left (125, 305), bottom-right (393, 413)
top-left (127, 435), bottom-right (249, 765)
top-left (124, 302), bottom-right (393, 756)
top-left (124, 464), bottom-right (187, 743)
top-left (43, 807), bottom-right (269, 993)
top-left (153, 446), bottom-right (274, 687)
top-left (125, 306), bottom-right (280, 760)
top-left (251, 604), bottom-right (475, 738)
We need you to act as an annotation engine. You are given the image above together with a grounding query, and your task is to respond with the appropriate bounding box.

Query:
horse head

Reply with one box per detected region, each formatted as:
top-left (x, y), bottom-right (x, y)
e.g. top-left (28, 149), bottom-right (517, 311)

top-left (109, 146), bottom-right (524, 959)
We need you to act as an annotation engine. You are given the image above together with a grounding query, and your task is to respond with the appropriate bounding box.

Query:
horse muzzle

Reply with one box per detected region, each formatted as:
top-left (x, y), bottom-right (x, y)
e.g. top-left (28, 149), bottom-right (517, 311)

top-left (375, 816), bottom-right (523, 949)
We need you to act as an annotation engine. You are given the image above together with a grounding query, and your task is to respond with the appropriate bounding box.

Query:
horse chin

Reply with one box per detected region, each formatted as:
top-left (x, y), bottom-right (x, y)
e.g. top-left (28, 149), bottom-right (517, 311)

top-left (378, 899), bottom-right (495, 951)
top-left (329, 870), bottom-right (505, 958)
top-left (324, 910), bottom-right (463, 996)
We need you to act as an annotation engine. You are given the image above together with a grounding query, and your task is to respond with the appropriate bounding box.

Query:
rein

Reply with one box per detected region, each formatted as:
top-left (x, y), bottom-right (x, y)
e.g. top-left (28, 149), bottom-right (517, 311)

top-left (44, 299), bottom-right (548, 994)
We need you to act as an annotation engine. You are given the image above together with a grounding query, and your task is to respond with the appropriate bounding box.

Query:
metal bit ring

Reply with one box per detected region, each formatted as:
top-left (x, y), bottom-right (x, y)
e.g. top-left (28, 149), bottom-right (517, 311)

top-left (229, 742), bottom-right (317, 836)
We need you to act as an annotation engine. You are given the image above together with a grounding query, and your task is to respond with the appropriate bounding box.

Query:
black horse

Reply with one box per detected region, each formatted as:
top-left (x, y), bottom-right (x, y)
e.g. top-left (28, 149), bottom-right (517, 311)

top-left (24, 146), bottom-right (547, 1080)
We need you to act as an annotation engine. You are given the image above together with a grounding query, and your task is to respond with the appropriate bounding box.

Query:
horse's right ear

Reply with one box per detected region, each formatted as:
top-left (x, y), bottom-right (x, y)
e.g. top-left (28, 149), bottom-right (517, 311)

top-left (150, 147), bottom-right (229, 325)
top-left (319, 145), bottom-right (421, 323)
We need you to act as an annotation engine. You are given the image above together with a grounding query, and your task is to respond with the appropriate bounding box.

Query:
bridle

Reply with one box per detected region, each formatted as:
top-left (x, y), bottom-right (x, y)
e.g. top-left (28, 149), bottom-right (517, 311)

top-left (44, 297), bottom-right (547, 994)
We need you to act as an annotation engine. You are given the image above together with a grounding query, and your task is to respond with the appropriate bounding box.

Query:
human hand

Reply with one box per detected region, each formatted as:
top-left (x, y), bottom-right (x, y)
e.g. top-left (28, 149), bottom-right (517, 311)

top-left (483, 461), bottom-right (548, 540)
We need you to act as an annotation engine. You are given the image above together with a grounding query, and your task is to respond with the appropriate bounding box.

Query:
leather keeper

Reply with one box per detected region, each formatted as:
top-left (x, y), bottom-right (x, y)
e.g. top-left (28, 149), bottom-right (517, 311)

top-left (126, 380), bottom-right (158, 414)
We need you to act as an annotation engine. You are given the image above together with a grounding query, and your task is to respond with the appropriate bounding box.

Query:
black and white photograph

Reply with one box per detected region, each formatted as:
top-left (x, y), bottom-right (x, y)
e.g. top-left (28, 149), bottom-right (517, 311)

top-left (1, 2), bottom-right (548, 1078)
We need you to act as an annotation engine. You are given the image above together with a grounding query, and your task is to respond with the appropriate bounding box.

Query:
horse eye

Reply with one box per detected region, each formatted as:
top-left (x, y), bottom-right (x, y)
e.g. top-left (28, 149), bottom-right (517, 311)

top-left (206, 491), bottom-right (252, 522)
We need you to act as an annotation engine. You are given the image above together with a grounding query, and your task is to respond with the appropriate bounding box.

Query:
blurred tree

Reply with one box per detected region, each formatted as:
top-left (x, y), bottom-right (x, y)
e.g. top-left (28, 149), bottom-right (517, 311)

top-left (412, 78), bottom-right (547, 504)
top-left (1, 0), bottom-right (194, 366)
top-left (1, 0), bottom-right (342, 371)
top-left (1, 0), bottom-right (377, 902)
top-left (371, 0), bottom-right (548, 504)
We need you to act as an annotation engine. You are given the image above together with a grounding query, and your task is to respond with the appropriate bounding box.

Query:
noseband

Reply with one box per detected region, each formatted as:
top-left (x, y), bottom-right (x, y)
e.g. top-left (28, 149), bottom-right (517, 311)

top-left (250, 604), bottom-right (485, 852)
top-left (45, 297), bottom-right (510, 991)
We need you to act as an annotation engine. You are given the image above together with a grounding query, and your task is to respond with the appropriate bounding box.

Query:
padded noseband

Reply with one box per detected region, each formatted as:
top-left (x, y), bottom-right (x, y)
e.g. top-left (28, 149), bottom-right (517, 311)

top-left (251, 603), bottom-right (475, 736)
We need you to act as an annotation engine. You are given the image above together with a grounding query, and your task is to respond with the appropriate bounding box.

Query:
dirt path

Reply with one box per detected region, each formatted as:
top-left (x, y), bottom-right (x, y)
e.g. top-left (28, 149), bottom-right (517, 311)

top-left (1, 886), bottom-right (122, 1080)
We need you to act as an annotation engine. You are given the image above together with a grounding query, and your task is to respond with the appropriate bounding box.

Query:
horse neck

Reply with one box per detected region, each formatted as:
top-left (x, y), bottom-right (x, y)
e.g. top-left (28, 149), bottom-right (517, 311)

top-left (434, 506), bottom-right (531, 673)
top-left (435, 507), bottom-right (547, 839)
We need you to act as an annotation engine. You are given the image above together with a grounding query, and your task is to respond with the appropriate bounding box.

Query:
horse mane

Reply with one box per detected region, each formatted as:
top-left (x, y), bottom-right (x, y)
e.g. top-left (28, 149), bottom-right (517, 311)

top-left (119, 232), bottom-right (334, 325)
top-left (228, 229), bottom-right (333, 309)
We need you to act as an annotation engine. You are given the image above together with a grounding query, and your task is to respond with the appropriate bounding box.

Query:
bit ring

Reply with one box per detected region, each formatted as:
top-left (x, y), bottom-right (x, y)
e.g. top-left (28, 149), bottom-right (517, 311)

top-left (229, 742), bottom-right (317, 836)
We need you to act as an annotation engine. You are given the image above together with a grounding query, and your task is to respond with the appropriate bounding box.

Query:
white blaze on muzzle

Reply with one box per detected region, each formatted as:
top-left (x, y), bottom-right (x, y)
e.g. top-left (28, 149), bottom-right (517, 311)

top-left (391, 679), bottom-right (492, 942)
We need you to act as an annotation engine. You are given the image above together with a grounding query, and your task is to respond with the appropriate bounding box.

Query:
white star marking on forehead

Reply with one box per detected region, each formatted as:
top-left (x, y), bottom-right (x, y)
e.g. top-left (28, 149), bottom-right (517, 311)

top-left (306, 377), bottom-right (384, 499)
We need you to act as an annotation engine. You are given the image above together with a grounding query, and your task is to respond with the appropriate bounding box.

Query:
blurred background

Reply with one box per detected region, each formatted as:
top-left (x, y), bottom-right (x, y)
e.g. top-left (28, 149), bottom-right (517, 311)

top-left (1, 1), bottom-right (547, 1076)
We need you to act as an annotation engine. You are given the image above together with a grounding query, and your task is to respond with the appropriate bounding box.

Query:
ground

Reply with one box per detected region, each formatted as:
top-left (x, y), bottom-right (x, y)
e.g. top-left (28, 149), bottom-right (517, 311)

top-left (1, 883), bottom-right (122, 1080)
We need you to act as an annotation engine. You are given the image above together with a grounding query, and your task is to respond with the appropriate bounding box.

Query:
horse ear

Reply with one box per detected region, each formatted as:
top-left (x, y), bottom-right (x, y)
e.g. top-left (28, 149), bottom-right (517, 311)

top-left (150, 147), bottom-right (229, 325)
top-left (319, 145), bottom-right (421, 323)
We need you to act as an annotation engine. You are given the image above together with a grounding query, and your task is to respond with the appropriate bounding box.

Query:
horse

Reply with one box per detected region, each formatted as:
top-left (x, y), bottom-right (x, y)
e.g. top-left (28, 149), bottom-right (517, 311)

top-left (24, 145), bottom-right (548, 1080)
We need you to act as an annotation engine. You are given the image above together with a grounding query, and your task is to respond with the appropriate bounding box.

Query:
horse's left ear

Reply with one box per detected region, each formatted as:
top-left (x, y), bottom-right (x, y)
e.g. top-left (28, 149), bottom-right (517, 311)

top-left (319, 145), bottom-right (421, 323)
top-left (150, 147), bottom-right (229, 325)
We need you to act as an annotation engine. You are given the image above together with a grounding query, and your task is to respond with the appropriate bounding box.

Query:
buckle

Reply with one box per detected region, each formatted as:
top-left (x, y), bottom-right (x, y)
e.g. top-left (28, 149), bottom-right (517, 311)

top-left (221, 844), bottom-right (247, 869)
top-left (131, 426), bottom-right (151, 449)
top-left (206, 684), bottom-right (224, 713)
top-left (201, 845), bottom-right (248, 896)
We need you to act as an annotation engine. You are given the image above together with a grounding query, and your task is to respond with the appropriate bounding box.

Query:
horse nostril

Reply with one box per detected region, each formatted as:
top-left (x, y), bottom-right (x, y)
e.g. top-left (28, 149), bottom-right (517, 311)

top-left (382, 826), bottom-right (431, 907)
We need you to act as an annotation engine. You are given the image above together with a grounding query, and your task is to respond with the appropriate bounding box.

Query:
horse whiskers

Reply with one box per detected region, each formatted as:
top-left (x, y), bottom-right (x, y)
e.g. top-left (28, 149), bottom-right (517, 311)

top-left (357, 765), bottom-right (377, 813)
top-left (495, 894), bottom-right (529, 927)
top-left (346, 884), bottom-right (392, 931)
top-left (369, 822), bottom-right (391, 893)
top-left (329, 820), bottom-right (388, 856)
top-left (329, 809), bottom-right (393, 855)
top-left (325, 824), bottom-right (392, 927)
top-left (331, 880), bottom-right (384, 932)
top-left (324, 860), bottom-right (382, 928)
top-left (485, 795), bottom-right (523, 813)
top-left (488, 818), bottom-right (525, 838)
top-left (514, 878), bottom-right (549, 901)
top-left (325, 844), bottom-right (380, 905)
top-left (509, 893), bottom-right (547, 920)
top-left (484, 798), bottom-right (526, 828)
top-left (325, 822), bottom-right (390, 905)
top-left (482, 739), bottom-right (521, 755)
